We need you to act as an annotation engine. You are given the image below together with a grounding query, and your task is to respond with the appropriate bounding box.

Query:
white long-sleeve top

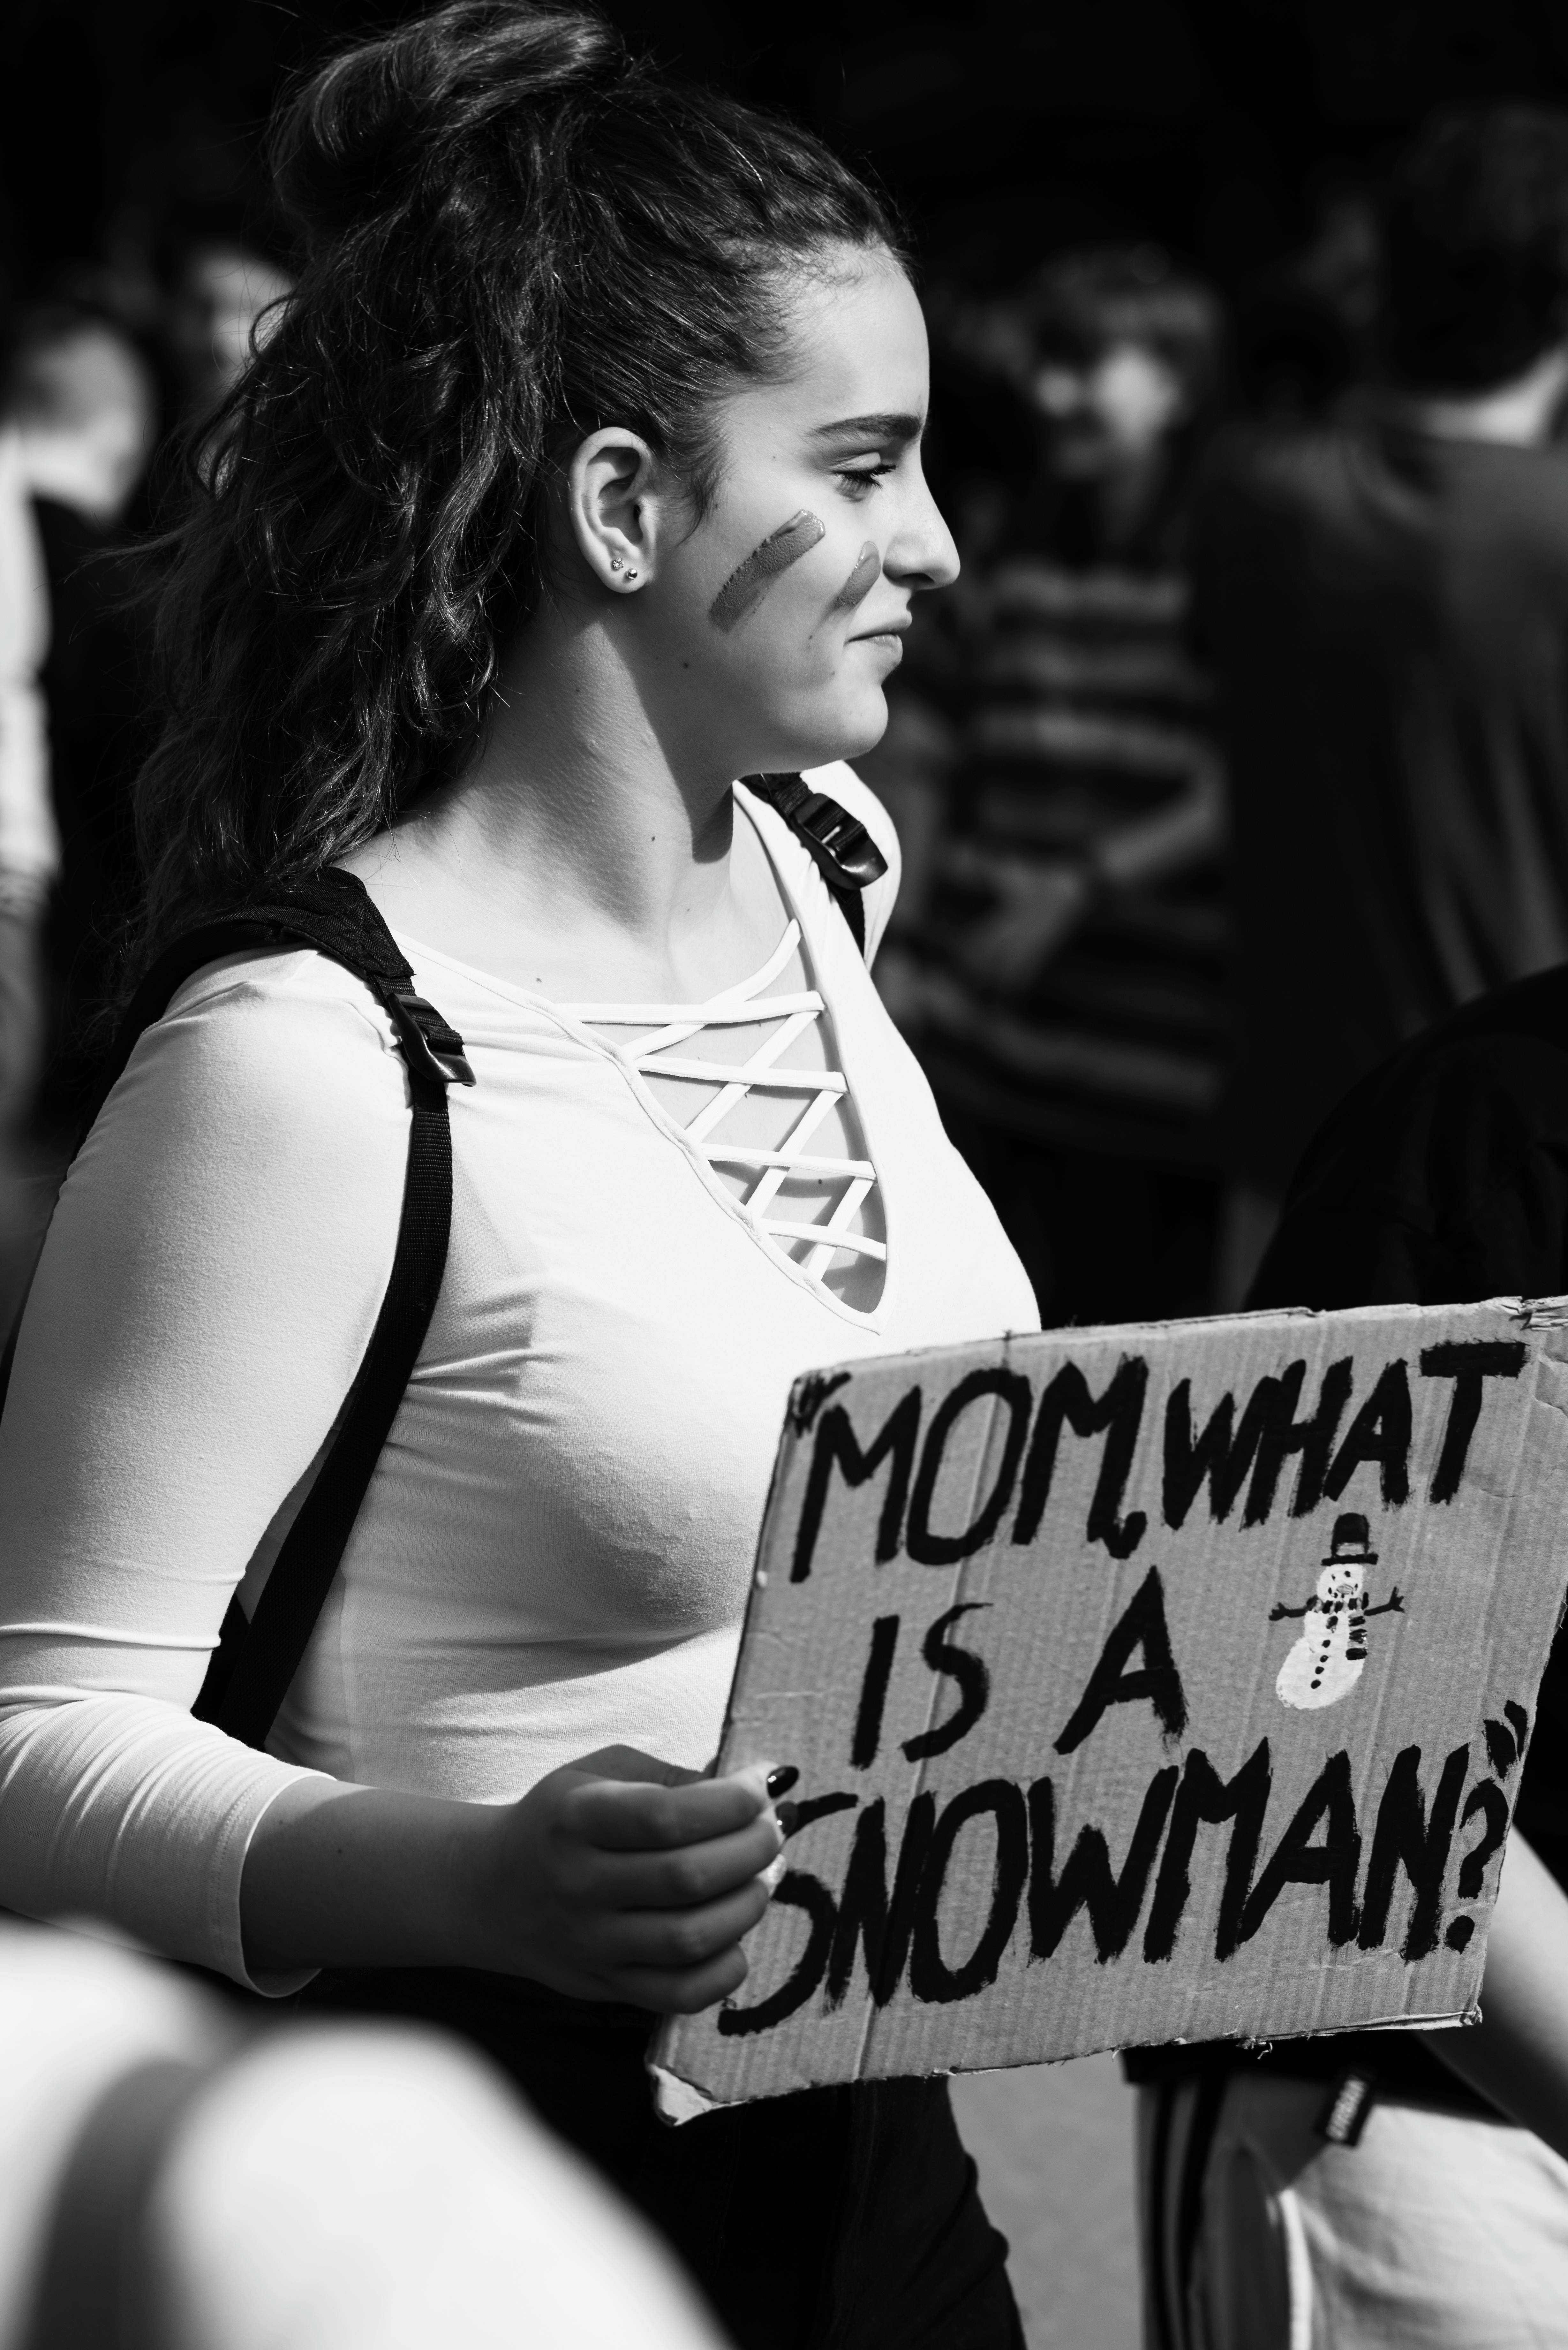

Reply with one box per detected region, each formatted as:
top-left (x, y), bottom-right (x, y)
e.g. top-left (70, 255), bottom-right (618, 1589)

top-left (0, 770), bottom-right (1037, 1989)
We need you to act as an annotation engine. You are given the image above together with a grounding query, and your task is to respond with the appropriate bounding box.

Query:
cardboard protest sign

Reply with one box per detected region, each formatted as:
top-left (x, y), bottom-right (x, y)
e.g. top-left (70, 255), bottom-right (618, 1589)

top-left (652, 1300), bottom-right (1568, 2119)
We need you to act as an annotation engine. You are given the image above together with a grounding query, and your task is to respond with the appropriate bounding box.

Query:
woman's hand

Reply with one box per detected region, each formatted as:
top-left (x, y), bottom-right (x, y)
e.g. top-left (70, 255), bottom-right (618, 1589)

top-left (240, 1747), bottom-right (785, 2015)
top-left (472, 1746), bottom-right (785, 2012)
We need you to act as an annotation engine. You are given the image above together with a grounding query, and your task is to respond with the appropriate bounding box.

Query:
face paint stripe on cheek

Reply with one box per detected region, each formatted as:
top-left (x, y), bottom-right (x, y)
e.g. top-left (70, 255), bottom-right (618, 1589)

top-left (832, 542), bottom-right (882, 612)
top-left (708, 510), bottom-right (827, 633)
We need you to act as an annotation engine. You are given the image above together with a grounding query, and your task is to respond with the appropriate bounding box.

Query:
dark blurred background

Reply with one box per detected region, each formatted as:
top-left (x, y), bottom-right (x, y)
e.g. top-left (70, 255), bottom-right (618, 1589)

top-left (6, 1), bottom-right (1568, 305)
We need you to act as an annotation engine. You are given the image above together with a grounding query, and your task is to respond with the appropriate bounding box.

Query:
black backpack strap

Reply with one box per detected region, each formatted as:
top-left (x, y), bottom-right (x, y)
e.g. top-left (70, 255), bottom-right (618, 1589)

top-left (189, 873), bottom-right (472, 1748)
top-left (5, 868), bottom-right (472, 1753)
top-left (743, 773), bottom-right (887, 959)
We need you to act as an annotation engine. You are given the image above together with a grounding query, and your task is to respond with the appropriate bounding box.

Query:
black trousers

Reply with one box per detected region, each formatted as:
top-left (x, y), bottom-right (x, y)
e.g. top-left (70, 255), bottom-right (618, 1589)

top-left (301, 1969), bottom-right (1024, 2350)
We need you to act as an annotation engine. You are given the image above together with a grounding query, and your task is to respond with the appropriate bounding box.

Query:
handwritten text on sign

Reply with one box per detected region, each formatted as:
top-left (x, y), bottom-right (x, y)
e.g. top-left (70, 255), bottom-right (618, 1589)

top-left (653, 1302), bottom-right (1568, 2114)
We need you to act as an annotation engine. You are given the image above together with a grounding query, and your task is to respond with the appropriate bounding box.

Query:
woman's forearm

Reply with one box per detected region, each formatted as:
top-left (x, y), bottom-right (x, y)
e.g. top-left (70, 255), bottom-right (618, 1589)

top-left (240, 1777), bottom-right (499, 1976)
top-left (238, 1749), bottom-right (780, 2010)
top-left (1418, 1830), bottom-right (1568, 2162)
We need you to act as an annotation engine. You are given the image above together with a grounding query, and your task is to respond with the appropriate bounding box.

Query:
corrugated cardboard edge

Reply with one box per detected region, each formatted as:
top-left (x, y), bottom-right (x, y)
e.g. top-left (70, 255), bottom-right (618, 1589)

top-left (652, 2003), bottom-right (1484, 2124)
top-left (651, 2065), bottom-right (726, 2126)
top-left (652, 2052), bottom-right (971, 2126)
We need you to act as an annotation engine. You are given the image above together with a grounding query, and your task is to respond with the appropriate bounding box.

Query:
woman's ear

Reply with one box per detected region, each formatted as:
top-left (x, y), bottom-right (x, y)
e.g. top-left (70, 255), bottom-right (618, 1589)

top-left (565, 427), bottom-right (664, 595)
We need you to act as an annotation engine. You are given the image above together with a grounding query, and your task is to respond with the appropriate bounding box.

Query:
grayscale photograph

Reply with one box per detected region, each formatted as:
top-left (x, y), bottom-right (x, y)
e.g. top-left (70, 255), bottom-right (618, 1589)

top-left (3, 6), bottom-right (1568, 2346)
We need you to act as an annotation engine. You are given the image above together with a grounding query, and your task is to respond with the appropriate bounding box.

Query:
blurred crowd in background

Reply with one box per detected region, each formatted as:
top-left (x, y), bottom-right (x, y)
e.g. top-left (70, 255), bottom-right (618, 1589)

top-left (0, 221), bottom-right (289, 1128)
top-left (0, 201), bottom-right (294, 1317)
top-left (10, 8), bottom-right (1568, 1344)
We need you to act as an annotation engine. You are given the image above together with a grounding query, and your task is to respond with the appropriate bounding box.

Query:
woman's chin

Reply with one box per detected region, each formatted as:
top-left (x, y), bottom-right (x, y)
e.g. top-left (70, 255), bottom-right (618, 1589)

top-left (804, 691), bottom-right (892, 770)
top-left (740, 683), bottom-right (889, 780)
top-left (836, 695), bottom-right (893, 764)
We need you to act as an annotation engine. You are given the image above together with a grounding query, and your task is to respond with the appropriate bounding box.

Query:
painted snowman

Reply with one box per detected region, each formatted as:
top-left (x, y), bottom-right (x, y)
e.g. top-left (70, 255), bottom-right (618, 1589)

top-left (1272, 1513), bottom-right (1404, 1710)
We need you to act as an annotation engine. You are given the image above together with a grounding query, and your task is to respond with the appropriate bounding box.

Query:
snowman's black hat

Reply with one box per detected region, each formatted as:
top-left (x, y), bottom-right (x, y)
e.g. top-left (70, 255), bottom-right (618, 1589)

top-left (1323, 1512), bottom-right (1378, 1566)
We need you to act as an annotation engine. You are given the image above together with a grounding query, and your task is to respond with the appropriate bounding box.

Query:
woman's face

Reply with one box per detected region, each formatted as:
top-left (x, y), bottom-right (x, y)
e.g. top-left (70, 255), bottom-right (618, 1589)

top-left (597, 250), bottom-right (959, 780)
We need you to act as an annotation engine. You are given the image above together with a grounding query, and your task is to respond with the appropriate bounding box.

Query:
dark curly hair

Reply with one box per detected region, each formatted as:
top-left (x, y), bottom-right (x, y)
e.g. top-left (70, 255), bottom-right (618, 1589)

top-left (132, 0), bottom-right (902, 966)
top-left (1382, 105), bottom-right (1568, 393)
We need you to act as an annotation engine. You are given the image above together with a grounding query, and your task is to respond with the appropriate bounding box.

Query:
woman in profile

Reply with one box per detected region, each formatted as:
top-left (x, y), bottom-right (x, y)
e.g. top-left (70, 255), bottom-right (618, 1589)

top-left (0, 5), bottom-right (1035, 2342)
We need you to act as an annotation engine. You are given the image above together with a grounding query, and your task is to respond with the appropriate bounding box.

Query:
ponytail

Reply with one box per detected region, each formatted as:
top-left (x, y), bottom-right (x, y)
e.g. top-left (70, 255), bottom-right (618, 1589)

top-left (133, 0), bottom-right (901, 965)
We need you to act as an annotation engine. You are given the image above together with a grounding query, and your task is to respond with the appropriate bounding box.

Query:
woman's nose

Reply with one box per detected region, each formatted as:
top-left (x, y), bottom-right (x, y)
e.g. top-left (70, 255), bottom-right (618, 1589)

top-left (889, 481), bottom-right (961, 594)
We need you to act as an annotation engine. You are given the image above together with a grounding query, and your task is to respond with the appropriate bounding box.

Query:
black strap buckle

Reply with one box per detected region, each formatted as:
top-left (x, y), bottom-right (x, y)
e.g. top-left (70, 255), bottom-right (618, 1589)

top-left (385, 988), bottom-right (477, 1087)
top-left (745, 772), bottom-right (889, 891)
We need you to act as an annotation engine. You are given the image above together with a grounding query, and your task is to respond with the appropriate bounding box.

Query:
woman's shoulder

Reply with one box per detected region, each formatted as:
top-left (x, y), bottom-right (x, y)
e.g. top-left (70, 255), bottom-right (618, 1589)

top-left (91, 944), bottom-right (408, 1195)
top-left (165, 941), bottom-right (397, 1037)
top-left (150, 941), bottom-right (406, 1095)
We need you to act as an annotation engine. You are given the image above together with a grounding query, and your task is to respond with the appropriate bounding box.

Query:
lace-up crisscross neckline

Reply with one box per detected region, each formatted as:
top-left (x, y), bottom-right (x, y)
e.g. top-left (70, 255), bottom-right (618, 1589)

top-left (557, 917), bottom-right (887, 1315)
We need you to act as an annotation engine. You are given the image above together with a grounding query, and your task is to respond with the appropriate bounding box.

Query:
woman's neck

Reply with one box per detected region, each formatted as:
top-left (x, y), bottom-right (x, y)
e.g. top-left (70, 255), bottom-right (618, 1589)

top-left (343, 599), bottom-right (787, 1002)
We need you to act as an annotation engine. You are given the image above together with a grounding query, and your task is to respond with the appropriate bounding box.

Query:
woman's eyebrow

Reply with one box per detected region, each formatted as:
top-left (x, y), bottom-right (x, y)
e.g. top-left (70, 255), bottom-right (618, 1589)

top-left (809, 411), bottom-right (924, 447)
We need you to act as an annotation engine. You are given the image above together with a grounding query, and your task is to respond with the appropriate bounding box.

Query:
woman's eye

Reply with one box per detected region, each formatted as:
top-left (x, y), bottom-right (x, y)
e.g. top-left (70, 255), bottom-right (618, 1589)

top-left (834, 459), bottom-right (896, 500)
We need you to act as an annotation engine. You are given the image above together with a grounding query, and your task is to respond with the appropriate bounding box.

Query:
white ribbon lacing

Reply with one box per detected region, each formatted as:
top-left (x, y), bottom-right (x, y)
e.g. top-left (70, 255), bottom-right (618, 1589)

top-left (561, 919), bottom-right (884, 1292)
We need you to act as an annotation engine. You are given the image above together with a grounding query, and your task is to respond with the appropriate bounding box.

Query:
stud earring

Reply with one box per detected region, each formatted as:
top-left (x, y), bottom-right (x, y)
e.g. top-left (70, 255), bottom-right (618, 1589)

top-left (608, 554), bottom-right (625, 573)
top-left (623, 568), bottom-right (640, 583)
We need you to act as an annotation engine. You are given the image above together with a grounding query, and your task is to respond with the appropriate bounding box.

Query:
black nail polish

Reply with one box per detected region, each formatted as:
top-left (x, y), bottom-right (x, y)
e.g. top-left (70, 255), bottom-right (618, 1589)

top-left (774, 1800), bottom-right (799, 1838)
top-left (765, 1765), bottom-right (799, 1800)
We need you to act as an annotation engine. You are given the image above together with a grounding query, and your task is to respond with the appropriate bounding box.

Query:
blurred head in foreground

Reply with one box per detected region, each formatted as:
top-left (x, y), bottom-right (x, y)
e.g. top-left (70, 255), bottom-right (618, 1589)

top-left (4, 1919), bottom-right (727, 2350)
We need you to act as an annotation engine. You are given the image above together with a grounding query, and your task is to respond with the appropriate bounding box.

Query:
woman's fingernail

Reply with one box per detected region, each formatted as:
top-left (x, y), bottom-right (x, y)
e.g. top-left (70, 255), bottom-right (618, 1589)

top-left (763, 1850), bottom-right (788, 1891)
top-left (774, 1799), bottom-right (799, 1838)
top-left (766, 1765), bottom-right (799, 1800)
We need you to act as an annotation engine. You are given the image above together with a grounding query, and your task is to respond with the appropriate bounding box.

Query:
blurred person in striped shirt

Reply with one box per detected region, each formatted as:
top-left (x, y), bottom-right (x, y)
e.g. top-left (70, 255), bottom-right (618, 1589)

top-left (869, 248), bottom-right (1226, 1327)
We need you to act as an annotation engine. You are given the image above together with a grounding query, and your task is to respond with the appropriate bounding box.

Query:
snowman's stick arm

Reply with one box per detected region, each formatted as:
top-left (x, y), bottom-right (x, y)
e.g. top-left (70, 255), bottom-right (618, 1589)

top-left (1268, 1599), bottom-right (1312, 1620)
top-left (1366, 1587), bottom-right (1404, 1617)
